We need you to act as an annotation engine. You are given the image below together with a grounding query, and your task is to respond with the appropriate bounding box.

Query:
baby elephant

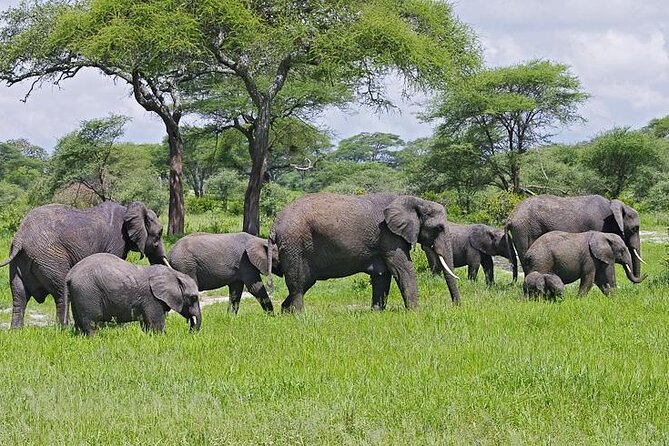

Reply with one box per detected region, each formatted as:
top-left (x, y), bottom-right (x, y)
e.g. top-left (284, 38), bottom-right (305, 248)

top-left (525, 231), bottom-right (646, 296)
top-left (168, 232), bottom-right (282, 314)
top-left (523, 271), bottom-right (565, 301)
top-left (65, 253), bottom-right (201, 336)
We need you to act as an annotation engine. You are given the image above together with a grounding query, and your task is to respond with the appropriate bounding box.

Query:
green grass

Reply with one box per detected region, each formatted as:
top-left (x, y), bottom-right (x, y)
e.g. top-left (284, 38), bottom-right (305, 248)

top-left (1, 221), bottom-right (669, 444)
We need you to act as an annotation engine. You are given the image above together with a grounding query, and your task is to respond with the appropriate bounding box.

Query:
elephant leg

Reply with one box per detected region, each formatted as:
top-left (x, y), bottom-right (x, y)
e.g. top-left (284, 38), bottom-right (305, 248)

top-left (371, 272), bottom-right (392, 311)
top-left (9, 264), bottom-right (28, 329)
top-left (467, 255), bottom-right (481, 281)
top-left (578, 272), bottom-right (594, 296)
top-left (481, 254), bottom-right (494, 286)
top-left (384, 249), bottom-right (418, 310)
top-left (595, 266), bottom-right (616, 296)
top-left (281, 260), bottom-right (314, 314)
top-left (228, 282), bottom-right (244, 315)
top-left (53, 290), bottom-right (68, 328)
top-left (240, 269), bottom-right (274, 314)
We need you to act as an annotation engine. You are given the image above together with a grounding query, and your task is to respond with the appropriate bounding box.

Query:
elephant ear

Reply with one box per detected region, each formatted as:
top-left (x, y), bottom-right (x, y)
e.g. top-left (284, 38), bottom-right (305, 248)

top-left (246, 242), bottom-right (269, 275)
top-left (384, 196), bottom-right (420, 245)
top-left (149, 269), bottom-right (185, 312)
top-left (124, 202), bottom-right (149, 255)
top-left (589, 233), bottom-right (613, 264)
top-left (469, 227), bottom-right (496, 256)
top-left (610, 200), bottom-right (625, 234)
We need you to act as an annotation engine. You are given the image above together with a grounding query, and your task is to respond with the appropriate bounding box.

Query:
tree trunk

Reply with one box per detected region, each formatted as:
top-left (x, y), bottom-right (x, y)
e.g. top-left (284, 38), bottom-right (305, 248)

top-left (510, 160), bottom-right (521, 194)
top-left (243, 106), bottom-right (270, 236)
top-left (167, 127), bottom-right (185, 236)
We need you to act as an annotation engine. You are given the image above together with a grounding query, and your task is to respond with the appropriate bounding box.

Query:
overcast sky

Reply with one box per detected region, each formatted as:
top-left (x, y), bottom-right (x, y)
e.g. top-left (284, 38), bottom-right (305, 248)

top-left (0, 0), bottom-right (667, 151)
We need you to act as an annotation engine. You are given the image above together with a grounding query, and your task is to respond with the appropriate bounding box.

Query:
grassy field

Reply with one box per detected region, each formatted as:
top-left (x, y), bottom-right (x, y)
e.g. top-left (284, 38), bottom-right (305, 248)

top-left (0, 215), bottom-right (668, 444)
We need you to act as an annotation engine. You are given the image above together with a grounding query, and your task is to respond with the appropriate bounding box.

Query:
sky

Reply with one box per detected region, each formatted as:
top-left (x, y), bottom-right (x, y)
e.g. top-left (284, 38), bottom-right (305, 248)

top-left (0, 0), bottom-right (667, 151)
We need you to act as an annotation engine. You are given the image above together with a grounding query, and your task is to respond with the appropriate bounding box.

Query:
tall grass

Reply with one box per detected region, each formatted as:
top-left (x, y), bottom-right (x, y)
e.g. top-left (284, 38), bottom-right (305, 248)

top-left (0, 220), bottom-right (668, 443)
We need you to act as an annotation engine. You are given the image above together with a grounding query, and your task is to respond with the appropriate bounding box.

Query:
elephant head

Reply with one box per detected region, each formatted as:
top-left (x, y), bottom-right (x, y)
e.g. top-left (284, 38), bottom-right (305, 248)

top-left (123, 201), bottom-right (169, 266)
top-left (589, 232), bottom-right (646, 284)
top-left (384, 196), bottom-right (460, 304)
top-left (149, 268), bottom-right (202, 330)
top-left (470, 226), bottom-right (517, 262)
top-left (610, 200), bottom-right (643, 277)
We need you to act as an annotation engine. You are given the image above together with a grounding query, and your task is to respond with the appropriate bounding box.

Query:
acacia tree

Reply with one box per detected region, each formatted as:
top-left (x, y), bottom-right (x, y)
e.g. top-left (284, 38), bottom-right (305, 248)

top-left (187, 0), bottom-right (480, 234)
top-left (331, 132), bottom-right (405, 166)
top-left (0, 0), bottom-right (480, 235)
top-left (429, 59), bottom-right (589, 193)
top-left (0, 0), bottom-right (208, 235)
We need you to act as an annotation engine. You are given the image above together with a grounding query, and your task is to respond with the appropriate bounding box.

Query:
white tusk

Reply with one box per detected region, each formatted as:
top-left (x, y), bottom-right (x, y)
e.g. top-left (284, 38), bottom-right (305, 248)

top-left (191, 315), bottom-right (198, 326)
top-left (439, 255), bottom-right (459, 280)
top-left (162, 257), bottom-right (173, 269)
top-left (624, 264), bottom-right (632, 273)
top-left (633, 249), bottom-right (647, 265)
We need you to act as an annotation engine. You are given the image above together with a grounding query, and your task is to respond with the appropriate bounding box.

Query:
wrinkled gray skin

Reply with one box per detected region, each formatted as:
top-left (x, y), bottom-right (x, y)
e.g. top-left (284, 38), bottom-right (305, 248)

top-left (423, 223), bottom-right (516, 286)
top-left (525, 231), bottom-right (646, 296)
top-left (523, 271), bottom-right (565, 301)
top-left (168, 232), bottom-right (282, 314)
top-left (506, 195), bottom-right (642, 281)
top-left (0, 201), bottom-right (168, 328)
top-left (65, 253), bottom-right (201, 336)
top-left (270, 193), bottom-right (460, 313)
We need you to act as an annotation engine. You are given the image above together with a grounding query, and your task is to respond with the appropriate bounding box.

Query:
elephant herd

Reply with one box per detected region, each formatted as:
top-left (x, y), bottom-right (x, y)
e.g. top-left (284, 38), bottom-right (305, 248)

top-left (0, 192), bottom-right (647, 335)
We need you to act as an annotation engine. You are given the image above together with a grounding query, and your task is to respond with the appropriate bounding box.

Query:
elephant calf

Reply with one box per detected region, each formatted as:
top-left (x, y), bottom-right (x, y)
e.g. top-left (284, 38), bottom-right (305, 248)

top-left (525, 231), bottom-right (646, 296)
top-left (168, 232), bottom-right (281, 314)
top-left (423, 223), bottom-right (516, 285)
top-left (523, 272), bottom-right (564, 301)
top-left (65, 253), bottom-right (202, 336)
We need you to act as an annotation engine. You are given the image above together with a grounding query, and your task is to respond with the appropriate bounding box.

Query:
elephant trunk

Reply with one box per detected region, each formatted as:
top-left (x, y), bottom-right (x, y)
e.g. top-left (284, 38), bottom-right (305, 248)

top-left (433, 235), bottom-right (461, 306)
top-left (186, 302), bottom-right (202, 331)
top-left (623, 263), bottom-right (647, 284)
top-left (628, 233), bottom-right (642, 278)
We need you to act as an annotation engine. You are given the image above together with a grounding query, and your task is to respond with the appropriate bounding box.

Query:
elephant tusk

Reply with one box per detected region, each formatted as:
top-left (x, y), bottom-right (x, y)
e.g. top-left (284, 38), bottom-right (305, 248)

top-left (624, 264), bottom-right (632, 274)
top-left (439, 255), bottom-right (459, 280)
top-left (162, 257), bottom-right (173, 269)
top-left (191, 315), bottom-right (197, 326)
top-left (633, 249), bottom-right (647, 265)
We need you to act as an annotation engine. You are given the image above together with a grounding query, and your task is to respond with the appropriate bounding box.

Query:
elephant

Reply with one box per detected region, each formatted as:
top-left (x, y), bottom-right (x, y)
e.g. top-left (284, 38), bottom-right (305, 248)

top-left (0, 201), bottom-right (168, 328)
top-left (506, 194), bottom-right (643, 281)
top-left (269, 193), bottom-right (461, 313)
top-left (168, 232), bottom-right (282, 314)
top-left (523, 271), bottom-right (564, 301)
top-left (65, 253), bottom-right (201, 336)
top-left (524, 231), bottom-right (646, 296)
top-left (423, 223), bottom-right (516, 285)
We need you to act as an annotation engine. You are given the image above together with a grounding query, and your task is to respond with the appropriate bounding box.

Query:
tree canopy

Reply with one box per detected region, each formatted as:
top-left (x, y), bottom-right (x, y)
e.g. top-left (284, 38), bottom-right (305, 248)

top-left (428, 59), bottom-right (589, 193)
top-left (0, 0), bottom-right (481, 235)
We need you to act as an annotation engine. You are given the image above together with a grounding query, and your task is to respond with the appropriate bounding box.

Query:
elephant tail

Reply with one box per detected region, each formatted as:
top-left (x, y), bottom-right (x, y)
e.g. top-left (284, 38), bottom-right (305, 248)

top-left (62, 278), bottom-right (70, 326)
top-left (505, 222), bottom-right (519, 283)
top-left (266, 229), bottom-right (276, 297)
top-left (0, 241), bottom-right (20, 267)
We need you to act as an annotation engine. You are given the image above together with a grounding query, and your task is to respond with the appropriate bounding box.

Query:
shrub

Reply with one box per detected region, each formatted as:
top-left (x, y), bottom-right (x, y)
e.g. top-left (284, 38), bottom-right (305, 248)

top-left (185, 195), bottom-right (221, 214)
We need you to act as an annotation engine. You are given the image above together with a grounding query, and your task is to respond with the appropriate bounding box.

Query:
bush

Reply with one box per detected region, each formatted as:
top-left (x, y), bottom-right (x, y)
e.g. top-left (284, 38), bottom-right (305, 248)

top-left (185, 195), bottom-right (221, 214)
top-left (0, 200), bottom-right (28, 233)
top-left (260, 183), bottom-right (300, 219)
top-left (468, 191), bottom-right (524, 226)
top-left (643, 180), bottom-right (669, 213)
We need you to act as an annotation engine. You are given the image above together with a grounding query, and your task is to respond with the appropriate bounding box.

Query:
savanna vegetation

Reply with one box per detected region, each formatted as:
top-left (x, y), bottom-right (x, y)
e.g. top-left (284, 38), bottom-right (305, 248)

top-left (0, 0), bottom-right (668, 443)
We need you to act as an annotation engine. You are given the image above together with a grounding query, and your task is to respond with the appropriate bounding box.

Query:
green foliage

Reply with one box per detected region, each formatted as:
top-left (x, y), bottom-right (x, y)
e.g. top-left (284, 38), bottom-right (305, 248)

top-left (185, 195), bottom-right (221, 215)
top-left (206, 169), bottom-right (247, 214)
top-left (468, 190), bottom-right (524, 226)
top-left (330, 132), bottom-right (404, 165)
top-left (581, 127), bottom-right (662, 198)
top-left (49, 114), bottom-right (130, 201)
top-left (323, 162), bottom-right (407, 195)
top-left (644, 115), bottom-right (669, 139)
top-left (259, 182), bottom-right (300, 219)
top-left (429, 59), bottom-right (589, 193)
top-left (407, 136), bottom-right (491, 213)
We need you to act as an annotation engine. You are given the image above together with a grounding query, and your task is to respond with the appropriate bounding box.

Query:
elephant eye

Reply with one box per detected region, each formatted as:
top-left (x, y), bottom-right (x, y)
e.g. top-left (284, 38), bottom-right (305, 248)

top-left (436, 224), bottom-right (445, 232)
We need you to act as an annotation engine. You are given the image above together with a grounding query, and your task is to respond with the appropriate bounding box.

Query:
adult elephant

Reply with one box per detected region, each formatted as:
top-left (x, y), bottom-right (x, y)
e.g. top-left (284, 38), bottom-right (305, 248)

top-left (270, 193), bottom-right (460, 313)
top-left (524, 231), bottom-right (646, 296)
top-left (423, 223), bottom-right (516, 286)
top-left (506, 195), bottom-right (643, 281)
top-left (0, 201), bottom-right (168, 328)
top-left (168, 232), bottom-right (282, 314)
